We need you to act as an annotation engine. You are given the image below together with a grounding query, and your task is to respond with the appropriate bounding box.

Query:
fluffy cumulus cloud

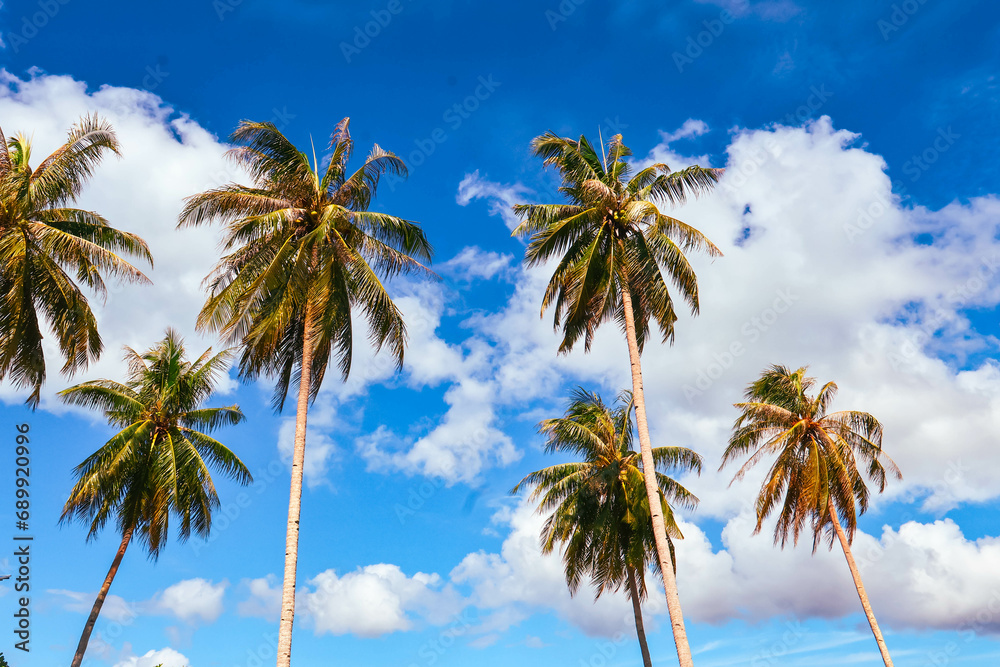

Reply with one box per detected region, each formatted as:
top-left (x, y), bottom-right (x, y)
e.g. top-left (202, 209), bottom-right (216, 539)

top-left (353, 282), bottom-right (521, 484)
top-left (451, 499), bottom-right (659, 638)
top-left (113, 648), bottom-right (190, 667)
top-left (458, 116), bottom-right (1000, 514)
top-left (456, 170), bottom-right (531, 230)
top-left (301, 564), bottom-right (462, 637)
top-left (155, 578), bottom-right (228, 623)
top-left (440, 246), bottom-right (515, 282)
top-left (433, 117), bottom-right (1000, 635)
top-left (0, 70), bottom-right (241, 409)
top-left (237, 575), bottom-right (283, 621)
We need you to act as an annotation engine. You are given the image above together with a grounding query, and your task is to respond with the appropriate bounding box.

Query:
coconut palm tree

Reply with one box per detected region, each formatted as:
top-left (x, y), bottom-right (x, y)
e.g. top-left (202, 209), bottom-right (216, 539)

top-left (512, 131), bottom-right (720, 666)
top-left (513, 388), bottom-right (701, 667)
top-left (177, 118), bottom-right (432, 667)
top-left (0, 115), bottom-right (152, 407)
top-left (60, 330), bottom-right (251, 667)
top-left (721, 364), bottom-right (901, 666)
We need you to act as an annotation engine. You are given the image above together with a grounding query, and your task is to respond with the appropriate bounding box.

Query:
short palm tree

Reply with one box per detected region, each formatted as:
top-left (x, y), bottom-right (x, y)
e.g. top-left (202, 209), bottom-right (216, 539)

top-left (512, 130), bottom-right (720, 666)
top-left (60, 330), bottom-right (251, 667)
top-left (0, 115), bottom-right (152, 407)
top-left (721, 365), bottom-right (902, 667)
top-left (513, 388), bottom-right (701, 667)
top-left (177, 118), bottom-right (432, 667)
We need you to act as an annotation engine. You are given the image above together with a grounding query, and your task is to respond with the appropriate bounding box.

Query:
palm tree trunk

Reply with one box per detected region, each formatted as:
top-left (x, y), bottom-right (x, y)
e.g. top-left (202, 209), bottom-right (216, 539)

top-left (627, 567), bottom-right (653, 667)
top-left (276, 304), bottom-right (318, 667)
top-left (620, 283), bottom-right (695, 667)
top-left (70, 529), bottom-right (132, 667)
top-left (828, 497), bottom-right (894, 666)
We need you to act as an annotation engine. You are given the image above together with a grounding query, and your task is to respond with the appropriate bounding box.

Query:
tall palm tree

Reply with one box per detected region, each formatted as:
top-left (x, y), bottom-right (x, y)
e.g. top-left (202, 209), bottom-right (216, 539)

top-left (512, 131), bottom-right (720, 666)
top-left (60, 329), bottom-right (251, 667)
top-left (0, 115), bottom-right (152, 407)
top-left (721, 364), bottom-right (902, 666)
top-left (513, 388), bottom-right (701, 667)
top-left (177, 118), bottom-right (432, 667)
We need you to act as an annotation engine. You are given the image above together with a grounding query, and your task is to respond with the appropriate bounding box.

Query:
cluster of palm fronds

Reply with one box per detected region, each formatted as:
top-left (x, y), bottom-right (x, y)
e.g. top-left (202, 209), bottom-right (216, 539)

top-left (0, 117), bottom-right (900, 667)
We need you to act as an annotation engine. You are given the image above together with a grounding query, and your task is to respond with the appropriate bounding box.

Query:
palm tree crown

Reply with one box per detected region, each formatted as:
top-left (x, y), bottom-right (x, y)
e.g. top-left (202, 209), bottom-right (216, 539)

top-left (0, 115), bottom-right (152, 406)
top-left (514, 388), bottom-right (701, 595)
top-left (177, 118), bottom-right (432, 409)
top-left (514, 388), bottom-right (702, 667)
top-left (511, 131), bottom-right (722, 353)
top-left (721, 364), bottom-right (901, 550)
top-left (59, 329), bottom-right (251, 555)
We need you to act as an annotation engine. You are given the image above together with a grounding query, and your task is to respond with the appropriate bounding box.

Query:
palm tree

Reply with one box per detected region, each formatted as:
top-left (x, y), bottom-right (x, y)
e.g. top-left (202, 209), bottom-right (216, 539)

top-left (512, 130), bottom-right (721, 666)
top-left (177, 118), bottom-right (432, 667)
top-left (60, 330), bottom-right (251, 667)
top-left (513, 388), bottom-right (701, 667)
top-left (0, 115), bottom-right (152, 407)
top-left (721, 364), bottom-right (902, 666)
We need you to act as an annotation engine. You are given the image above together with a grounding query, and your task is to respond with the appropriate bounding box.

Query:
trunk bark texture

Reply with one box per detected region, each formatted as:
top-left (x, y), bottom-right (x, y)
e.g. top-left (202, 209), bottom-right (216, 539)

top-left (70, 529), bottom-right (133, 667)
top-left (620, 282), bottom-right (695, 667)
top-left (829, 497), bottom-right (894, 667)
top-left (276, 304), bottom-right (318, 667)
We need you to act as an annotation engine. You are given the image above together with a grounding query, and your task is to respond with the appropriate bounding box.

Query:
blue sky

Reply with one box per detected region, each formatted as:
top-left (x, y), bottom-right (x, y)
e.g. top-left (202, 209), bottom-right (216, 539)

top-left (2, 1), bottom-right (1000, 666)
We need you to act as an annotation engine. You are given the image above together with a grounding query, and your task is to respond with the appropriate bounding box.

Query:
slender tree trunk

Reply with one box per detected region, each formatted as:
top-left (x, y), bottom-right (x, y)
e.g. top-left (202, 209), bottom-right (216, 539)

top-left (620, 283), bottom-right (695, 667)
top-left (70, 529), bottom-right (133, 667)
top-left (828, 498), bottom-right (894, 667)
top-left (276, 305), bottom-right (318, 667)
top-left (627, 567), bottom-right (653, 667)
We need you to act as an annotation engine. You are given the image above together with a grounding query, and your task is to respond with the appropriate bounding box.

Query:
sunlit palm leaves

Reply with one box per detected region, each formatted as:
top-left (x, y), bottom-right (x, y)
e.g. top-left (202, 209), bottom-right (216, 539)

top-left (0, 115), bottom-right (152, 407)
top-left (59, 329), bottom-right (251, 555)
top-left (513, 388), bottom-right (701, 601)
top-left (721, 364), bottom-right (901, 551)
top-left (511, 132), bottom-right (722, 353)
top-left (177, 118), bottom-right (433, 410)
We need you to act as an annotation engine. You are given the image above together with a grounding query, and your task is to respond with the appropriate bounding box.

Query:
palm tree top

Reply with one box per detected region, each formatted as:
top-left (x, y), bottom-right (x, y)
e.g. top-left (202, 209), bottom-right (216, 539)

top-left (721, 364), bottom-right (902, 550)
top-left (59, 329), bottom-right (250, 557)
top-left (0, 115), bottom-right (152, 407)
top-left (177, 118), bottom-right (434, 410)
top-left (510, 131), bottom-right (723, 354)
top-left (513, 388), bottom-right (702, 597)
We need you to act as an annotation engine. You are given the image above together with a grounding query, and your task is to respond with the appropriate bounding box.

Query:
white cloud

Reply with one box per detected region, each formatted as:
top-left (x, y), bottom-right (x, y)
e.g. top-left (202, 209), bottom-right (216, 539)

top-left (670, 511), bottom-right (1000, 634)
top-left (450, 499), bottom-right (654, 637)
top-left (659, 118), bottom-right (710, 144)
top-left (461, 116), bottom-right (1000, 514)
top-left (113, 648), bottom-right (189, 667)
top-left (354, 283), bottom-right (521, 484)
top-left (237, 575), bottom-right (282, 621)
top-left (301, 564), bottom-right (462, 637)
top-left (456, 170), bottom-right (531, 231)
top-left (0, 70), bottom-right (242, 409)
top-left (49, 589), bottom-right (137, 624)
top-left (440, 246), bottom-right (515, 282)
top-left (447, 499), bottom-right (1000, 639)
top-left (155, 578), bottom-right (227, 624)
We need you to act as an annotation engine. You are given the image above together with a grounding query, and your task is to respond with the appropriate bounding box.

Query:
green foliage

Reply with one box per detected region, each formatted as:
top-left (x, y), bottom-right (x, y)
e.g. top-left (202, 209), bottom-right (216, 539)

top-left (59, 329), bottom-right (252, 558)
top-left (0, 115), bottom-right (152, 407)
top-left (721, 364), bottom-right (902, 551)
top-left (512, 131), bottom-right (721, 353)
top-left (177, 118), bottom-right (433, 410)
top-left (513, 388), bottom-right (702, 597)
top-left (0, 651), bottom-right (9, 667)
